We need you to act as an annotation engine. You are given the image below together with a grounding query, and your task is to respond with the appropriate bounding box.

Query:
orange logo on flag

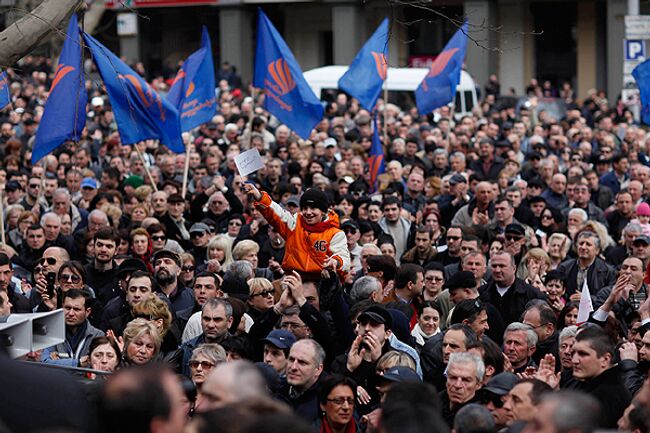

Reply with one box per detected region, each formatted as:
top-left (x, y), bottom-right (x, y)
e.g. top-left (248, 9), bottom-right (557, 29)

top-left (51, 64), bottom-right (75, 92)
top-left (118, 74), bottom-right (166, 121)
top-left (267, 59), bottom-right (295, 95)
top-left (426, 48), bottom-right (459, 78)
top-left (371, 52), bottom-right (388, 80)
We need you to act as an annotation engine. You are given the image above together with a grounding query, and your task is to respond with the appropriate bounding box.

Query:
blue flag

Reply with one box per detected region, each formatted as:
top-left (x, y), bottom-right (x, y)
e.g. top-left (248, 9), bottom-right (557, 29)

top-left (633, 59), bottom-right (650, 125)
top-left (32, 15), bottom-right (87, 163)
top-left (84, 33), bottom-right (184, 152)
top-left (368, 113), bottom-right (385, 192)
top-left (0, 72), bottom-right (10, 111)
top-left (338, 18), bottom-right (389, 111)
top-left (415, 22), bottom-right (468, 114)
top-left (167, 26), bottom-right (217, 131)
top-left (253, 9), bottom-right (323, 139)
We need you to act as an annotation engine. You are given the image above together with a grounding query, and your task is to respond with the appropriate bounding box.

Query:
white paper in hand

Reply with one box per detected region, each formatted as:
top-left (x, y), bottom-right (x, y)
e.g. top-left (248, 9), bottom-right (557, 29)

top-left (234, 149), bottom-right (265, 177)
top-left (576, 278), bottom-right (594, 324)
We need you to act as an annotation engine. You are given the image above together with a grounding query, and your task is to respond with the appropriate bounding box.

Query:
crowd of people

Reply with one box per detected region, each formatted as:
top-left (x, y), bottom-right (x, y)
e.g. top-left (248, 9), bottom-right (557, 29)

top-left (0, 54), bottom-right (649, 433)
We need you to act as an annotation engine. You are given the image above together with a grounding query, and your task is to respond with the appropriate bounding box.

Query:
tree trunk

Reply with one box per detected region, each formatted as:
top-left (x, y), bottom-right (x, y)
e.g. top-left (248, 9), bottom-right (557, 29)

top-left (0, 0), bottom-right (82, 68)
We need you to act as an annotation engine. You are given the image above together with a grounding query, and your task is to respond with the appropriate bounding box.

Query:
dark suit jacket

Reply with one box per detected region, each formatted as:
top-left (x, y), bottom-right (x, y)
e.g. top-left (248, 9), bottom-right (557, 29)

top-left (479, 278), bottom-right (546, 326)
top-left (556, 257), bottom-right (616, 299)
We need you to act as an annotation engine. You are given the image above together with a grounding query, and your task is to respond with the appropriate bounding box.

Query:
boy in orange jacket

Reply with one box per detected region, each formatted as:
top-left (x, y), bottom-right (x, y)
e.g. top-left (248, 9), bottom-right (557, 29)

top-left (244, 183), bottom-right (350, 279)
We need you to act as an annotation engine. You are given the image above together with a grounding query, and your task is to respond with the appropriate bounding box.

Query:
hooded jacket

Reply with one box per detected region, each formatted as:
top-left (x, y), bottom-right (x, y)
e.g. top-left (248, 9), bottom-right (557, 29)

top-left (254, 192), bottom-right (350, 276)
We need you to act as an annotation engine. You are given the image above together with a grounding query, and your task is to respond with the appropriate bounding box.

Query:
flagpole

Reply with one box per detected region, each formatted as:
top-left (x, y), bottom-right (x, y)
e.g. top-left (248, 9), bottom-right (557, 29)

top-left (134, 143), bottom-right (159, 192)
top-left (0, 189), bottom-right (6, 245)
top-left (383, 82), bottom-right (388, 147)
top-left (244, 87), bottom-right (257, 150)
top-left (181, 141), bottom-right (191, 198)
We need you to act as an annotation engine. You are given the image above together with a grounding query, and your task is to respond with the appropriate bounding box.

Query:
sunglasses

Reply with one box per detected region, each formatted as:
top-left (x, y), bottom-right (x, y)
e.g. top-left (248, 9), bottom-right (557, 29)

top-left (60, 273), bottom-right (82, 284)
top-left (182, 266), bottom-right (195, 272)
top-left (229, 221), bottom-right (242, 227)
top-left (344, 228), bottom-right (358, 235)
top-left (447, 236), bottom-right (461, 241)
top-left (505, 235), bottom-right (524, 241)
top-left (251, 289), bottom-right (274, 298)
top-left (39, 257), bottom-right (57, 266)
top-left (152, 235), bottom-right (166, 241)
top-left (189, 360), bottom-right (215, 369)
top-left (190, 232), bottom-right (207, 239)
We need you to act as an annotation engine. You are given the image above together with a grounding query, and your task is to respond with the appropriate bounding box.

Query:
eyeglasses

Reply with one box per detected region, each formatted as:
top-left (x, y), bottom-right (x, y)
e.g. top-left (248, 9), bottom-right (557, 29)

top-left (29, 183), bottom-right (40, 188)
top-left (505, 235), bottom-right (523, 241)
top-left (34, 266), bottom-right (45, 274)
top-left (60, 273), bottom-right (82, 284)
top-left (229, 221), bottom-right (242, 227)
top-left (190, 232), bottom-right (206, 239)
top-left (344, 228), bottom-right (357, 235)
top-left (39, 257), bottom-right (57, 266)
top-left (425, 276), bottom-right (444, 282)
top-left (447, 236), bottom-right (461, 241)
top-left (182, 266), bottom-right (195, 272)
top-left (280, 322), bottom-right (305, 330)
top-left (189, 360), bottom-right (215, 369)
top-left (152, 235), bottom-right (166, 241)
top-left (251, 289), bottom-right (274, 298)
top-left (327, 397), bottom-right (355, 406)
top-left (210, 201), bottom-right (226, 206)
top-left (541, 214), bottom-right (553, 220)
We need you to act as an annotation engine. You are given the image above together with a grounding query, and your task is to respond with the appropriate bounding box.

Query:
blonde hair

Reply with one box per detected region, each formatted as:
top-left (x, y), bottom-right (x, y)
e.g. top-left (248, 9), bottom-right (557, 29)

top-left (131, 294), bottom-right (172, 337)
top-left (248, 277), bottom-right (273, 296)
top-left (123, 318), bottom-right (163, 356)
top-left (232, 240), bottom-right (260, 261)
top-left (376, 350), bottom-right (416, 372)
top-left (134, 185), bottom-right (154, 203)
top-left (207, 234), bottom-right (234, 267)
top-left (517, 247), bottom-right (552, 280)
top-left (100, 204), bottom-right (122, 229)
top-left (547, 233), bottom-right (571, 258)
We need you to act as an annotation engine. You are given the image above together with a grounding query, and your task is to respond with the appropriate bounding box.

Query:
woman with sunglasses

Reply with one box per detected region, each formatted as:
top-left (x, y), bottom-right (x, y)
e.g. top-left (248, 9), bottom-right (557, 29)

top-left (246, 277), bottom-right (276, 322)
top-left (35, 261), bottom-right (98, 316)
top-left (180, 253), bottom-right (196, 288)
top-left (188, 343), bottom-right (227, 390)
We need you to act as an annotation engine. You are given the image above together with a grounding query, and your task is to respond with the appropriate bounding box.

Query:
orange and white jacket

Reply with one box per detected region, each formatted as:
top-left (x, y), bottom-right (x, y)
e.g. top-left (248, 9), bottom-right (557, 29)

top-left (254, 192), bottom-right (351, 275)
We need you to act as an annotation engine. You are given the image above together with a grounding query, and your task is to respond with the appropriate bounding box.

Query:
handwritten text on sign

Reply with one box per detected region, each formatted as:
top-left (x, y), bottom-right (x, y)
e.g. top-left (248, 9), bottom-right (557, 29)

top-left (234, 148), bottom-right (265, 177)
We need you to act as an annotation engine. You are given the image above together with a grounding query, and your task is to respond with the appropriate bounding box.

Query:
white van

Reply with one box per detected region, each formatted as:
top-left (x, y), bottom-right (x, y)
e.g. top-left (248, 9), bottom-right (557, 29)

top-left (303, 65), bottom-right (478, 120)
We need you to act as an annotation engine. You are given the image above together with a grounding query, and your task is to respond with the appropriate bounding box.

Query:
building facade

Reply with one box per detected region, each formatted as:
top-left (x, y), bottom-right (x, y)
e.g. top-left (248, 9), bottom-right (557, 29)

top-left (103, 0), bottom-right (639, 102)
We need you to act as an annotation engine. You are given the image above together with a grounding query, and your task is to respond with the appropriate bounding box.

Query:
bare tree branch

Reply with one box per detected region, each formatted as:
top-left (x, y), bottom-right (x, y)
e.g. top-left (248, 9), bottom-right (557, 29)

top-left (0, 0), bottom-right (82, 67)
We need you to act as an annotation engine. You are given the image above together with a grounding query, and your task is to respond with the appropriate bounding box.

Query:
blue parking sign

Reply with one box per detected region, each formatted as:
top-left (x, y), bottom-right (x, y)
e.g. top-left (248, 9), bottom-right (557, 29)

top-left (626, 40), bottom-right (646, 61)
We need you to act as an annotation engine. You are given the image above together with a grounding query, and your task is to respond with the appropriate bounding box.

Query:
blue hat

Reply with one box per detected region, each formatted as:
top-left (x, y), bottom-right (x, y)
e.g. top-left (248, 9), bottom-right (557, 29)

top-left (381, 366), bottom-right (421, 383)
top-left (80, 177), bottom-right (97, 190)
top-left (262, 329), bottom-right (296, 350)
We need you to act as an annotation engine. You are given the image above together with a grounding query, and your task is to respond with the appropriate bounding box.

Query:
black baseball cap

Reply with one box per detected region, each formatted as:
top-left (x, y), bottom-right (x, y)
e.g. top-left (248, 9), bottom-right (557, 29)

top-left (358, 305), bottom-right (393, 329)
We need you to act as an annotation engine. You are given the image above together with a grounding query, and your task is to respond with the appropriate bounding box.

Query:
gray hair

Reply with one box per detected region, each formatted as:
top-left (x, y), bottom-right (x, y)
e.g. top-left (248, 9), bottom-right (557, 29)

top-left (225, 260), bottom-right (254, 281)
top-left (450, 151), bottom-right (466, 162)
top-left (453, 404), bottom-right (495, 433)
top-left (191, 343), bottom-right (227, 365)
top-left (292, 339), bottom-right (325, 367)
top-left (576, 230), bottom-right (601, 250)
top-left (203, 298), bottom-right (233, 319)
top-left (448, 352), bottom-right (485, 382)
top-left (53, 188), bottom-right (71, 201)
top-left (350, 276), bottom-right (382, 303)
top-left (88, 209), bottom-right (109, 223)
top-left (568, 208), bottom-right (588, 223)
top-left (622, 222), bottom-right (643, 242)
top-left (433, 148), bottom-right (448, 158)
top-left (40, 212), bottom-right (61, 226)
top-left (559, 325), bottom-right (578, 343)
top-left (504, 322), bottom-right (538, 347)
top-left (361, 243), bottom-right (381, 255)
top-left (539, 391), bottom-right (601, 433)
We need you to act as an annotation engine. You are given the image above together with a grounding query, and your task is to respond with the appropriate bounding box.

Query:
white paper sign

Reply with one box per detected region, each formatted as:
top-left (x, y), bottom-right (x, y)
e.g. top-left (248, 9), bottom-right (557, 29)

top-left (234, 149), bottom-right (265, 177)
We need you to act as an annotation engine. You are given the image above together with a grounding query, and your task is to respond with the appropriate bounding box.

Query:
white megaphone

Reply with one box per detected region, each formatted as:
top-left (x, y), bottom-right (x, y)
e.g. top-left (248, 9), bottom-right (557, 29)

top-left (1, 310), bottom-right (65, 358)
top-left (0, 316), bottom-right (32, 358)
